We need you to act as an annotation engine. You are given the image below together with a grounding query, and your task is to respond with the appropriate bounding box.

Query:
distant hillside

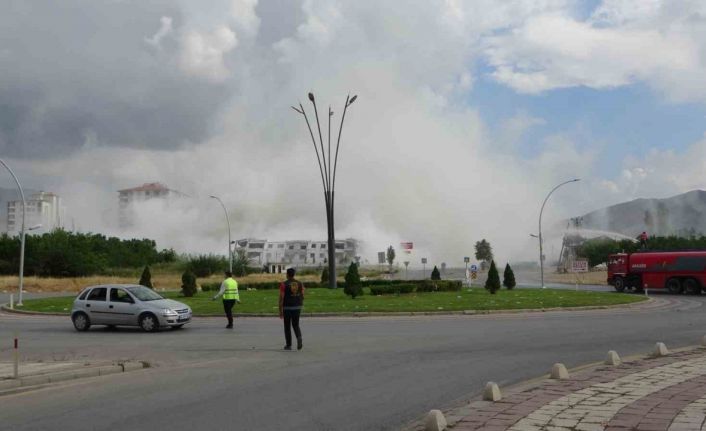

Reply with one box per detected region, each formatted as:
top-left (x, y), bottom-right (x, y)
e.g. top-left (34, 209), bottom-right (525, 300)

top-left (578, 190), bottom-right (706, 238)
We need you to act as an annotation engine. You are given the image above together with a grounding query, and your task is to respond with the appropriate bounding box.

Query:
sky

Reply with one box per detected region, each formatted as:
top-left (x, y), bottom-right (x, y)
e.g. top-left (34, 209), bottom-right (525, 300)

top-left (1, 0), bottom-right (705, 266)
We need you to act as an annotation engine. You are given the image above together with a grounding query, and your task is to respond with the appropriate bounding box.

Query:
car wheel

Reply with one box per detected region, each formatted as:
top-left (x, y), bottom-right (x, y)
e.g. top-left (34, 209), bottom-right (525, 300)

top-left (139, 313), bottom-right (159, 332)
top-left (72, 312), bottom-right (91, 332)
top-left (171, 325), bottom-right (184, 330)
top-left (613, 276), bottom-right (625, 292)
top-left (684, 278), bottom-right (701, 295)
top-left (666, 278), bottom-right (683, 294)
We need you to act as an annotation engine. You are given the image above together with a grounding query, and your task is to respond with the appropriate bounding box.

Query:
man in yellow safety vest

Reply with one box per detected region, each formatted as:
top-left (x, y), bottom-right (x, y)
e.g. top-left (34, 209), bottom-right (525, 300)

top-left (213, 270), bottom-right (240, 328)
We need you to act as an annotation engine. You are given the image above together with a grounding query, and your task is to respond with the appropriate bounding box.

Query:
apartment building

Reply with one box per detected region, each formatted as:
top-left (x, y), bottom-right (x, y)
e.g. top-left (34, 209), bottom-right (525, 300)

top-left (118, 182), bottom-right (186, 228)
top-left (235, 238), bottom-right (358, 273)
top-left (6, 191), bottom-right (63, 234)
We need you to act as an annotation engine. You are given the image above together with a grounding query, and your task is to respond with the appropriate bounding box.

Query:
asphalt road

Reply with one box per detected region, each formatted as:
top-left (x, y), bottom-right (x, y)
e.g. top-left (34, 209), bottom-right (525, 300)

top-left (1, 292), bottom-right (704, 431)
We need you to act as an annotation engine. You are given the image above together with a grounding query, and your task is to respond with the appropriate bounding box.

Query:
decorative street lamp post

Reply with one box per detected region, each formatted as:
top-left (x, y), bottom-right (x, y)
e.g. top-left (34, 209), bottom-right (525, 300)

top-left (292, 92), bottom-right (357, 288)
top-left (538, 179), bottom-right (580, 289)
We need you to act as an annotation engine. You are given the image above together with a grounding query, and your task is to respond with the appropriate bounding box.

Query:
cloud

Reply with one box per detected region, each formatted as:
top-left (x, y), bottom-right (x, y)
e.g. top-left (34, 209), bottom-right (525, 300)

top-left (483, 2), bottom-right (706, 101)
top-left (2, 0), bottom-right (705, 265)
top-left (145, 16), bottom-right (174, 49)
top-left (179, 26), bottom-right (238, 81)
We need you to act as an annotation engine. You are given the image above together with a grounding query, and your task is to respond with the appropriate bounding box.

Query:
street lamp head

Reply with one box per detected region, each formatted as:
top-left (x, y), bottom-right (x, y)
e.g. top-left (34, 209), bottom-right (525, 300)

top-left (29, 224), bottom-right (42, 231)
top-left (291, 105), bottom-right (303, 114)
top-left (209, 195), bottom-right (217, 199)
top-left (572, 178), bottom-right (581, 182)
top-left (308, 92), bottom-right (315, 102)
top-left (347, 95), bottom-right (358, 106)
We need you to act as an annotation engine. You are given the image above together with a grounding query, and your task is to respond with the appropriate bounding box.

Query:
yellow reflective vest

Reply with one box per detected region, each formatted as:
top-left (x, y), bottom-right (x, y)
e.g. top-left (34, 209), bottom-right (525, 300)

top-left (223, 278), bottom-right (239, 300)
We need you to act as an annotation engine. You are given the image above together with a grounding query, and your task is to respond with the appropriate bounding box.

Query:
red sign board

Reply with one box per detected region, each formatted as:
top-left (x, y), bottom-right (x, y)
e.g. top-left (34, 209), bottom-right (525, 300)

top-left (400, 242), bottom-right (413, 254)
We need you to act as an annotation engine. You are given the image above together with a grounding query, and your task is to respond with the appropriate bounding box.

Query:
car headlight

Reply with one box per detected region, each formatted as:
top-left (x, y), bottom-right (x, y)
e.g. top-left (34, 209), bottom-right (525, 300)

top-left (162, 309), bottom-right (178, 316)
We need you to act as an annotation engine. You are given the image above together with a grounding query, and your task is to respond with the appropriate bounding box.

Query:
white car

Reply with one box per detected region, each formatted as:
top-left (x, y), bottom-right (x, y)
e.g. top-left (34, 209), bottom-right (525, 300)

top-left (71, 284), bottom-right (192, 332)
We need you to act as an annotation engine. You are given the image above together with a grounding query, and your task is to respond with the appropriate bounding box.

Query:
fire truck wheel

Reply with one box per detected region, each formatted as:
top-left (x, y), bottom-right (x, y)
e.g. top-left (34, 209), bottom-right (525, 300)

top-left (613, 276), bottom-right (625, 292)
top-left (666, 278), bottom-right (683, 294)
top-left (684, 278), bottom-right (701, 295)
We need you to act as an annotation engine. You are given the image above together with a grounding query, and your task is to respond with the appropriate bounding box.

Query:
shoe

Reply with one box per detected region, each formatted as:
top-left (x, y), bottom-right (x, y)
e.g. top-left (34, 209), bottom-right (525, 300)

top-left (283, 345), bottom-right (292, 350)
top-left (297, 338), bottom-right (303, 350)
top-left (226, 324), bottom-right (233, 329)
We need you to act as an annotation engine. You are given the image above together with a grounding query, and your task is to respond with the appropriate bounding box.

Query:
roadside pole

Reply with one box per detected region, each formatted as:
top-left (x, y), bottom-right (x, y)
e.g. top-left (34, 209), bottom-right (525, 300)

top-left (13, 331), bottom-right (19, 379)
top-left (9, 293), bottom-right (13, 309)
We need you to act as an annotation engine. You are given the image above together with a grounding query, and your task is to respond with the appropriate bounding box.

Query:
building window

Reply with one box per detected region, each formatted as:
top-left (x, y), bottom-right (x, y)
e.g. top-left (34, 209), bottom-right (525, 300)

top-left (267, 244), bottom-right (273, 249)
top-left (321, 244), bottom-right (326, 249)
top-left (289, 245), bottom-right (294, 250)
top-left (277, 244), bottom-right (284, 249)
top-left (300, 245), bottom-right (307, 250)
top-left (311, 244), bottom-right (316, 248)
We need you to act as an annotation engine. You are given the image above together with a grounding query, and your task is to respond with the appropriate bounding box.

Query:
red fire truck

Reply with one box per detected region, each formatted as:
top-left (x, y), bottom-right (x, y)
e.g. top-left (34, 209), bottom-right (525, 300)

top-left (607, 251), bottom-right (706, 294)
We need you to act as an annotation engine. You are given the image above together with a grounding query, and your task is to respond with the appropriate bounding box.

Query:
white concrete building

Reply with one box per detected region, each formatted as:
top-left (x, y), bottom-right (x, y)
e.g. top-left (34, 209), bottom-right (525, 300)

top-left (118, 182), bottom-right (186, 228)
top-left (235, 238), bottom-right (359, 273)
top-left (6, 191), bottom-right (64, 234)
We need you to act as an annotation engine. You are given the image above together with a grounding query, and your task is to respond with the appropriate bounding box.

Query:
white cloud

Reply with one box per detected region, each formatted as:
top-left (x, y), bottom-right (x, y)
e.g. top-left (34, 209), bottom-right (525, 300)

top-left (483, 2), bottom-right (706, 101)
top-left (179, 25), bottom-right (238, 81)
top-left (145, 16), bottom-right (174, 49)
top-left (230, 0), bottom-right (260, 37)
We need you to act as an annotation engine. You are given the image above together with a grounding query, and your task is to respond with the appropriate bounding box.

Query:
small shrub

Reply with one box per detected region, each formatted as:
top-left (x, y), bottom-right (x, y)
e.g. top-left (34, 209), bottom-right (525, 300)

top-left (344, 263), bottom-right (363, 299)
top-left (201, 282), bottom-right (220, 292)
top-left (503, 263), bottom-right (516, 290)
top-left (138, 265), bottom-right (153, 289)
top-left (431, 266), bottom-right (441, 280)
top-left (321, 267), bottom-right (330, 284)
top-left (485, 260), bottom-right (501, 294)
top-left (181, 271), bottom-right (197, 297)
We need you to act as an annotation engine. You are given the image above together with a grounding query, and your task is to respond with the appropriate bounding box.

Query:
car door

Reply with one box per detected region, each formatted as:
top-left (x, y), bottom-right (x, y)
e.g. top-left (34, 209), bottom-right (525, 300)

top-left (107, 287), bottom-right (138, 326)
top-left (84, 287), bottom-right (110, 324)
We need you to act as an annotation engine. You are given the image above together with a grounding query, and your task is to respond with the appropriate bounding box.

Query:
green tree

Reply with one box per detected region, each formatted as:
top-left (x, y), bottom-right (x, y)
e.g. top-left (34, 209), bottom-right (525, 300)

top-left (343, 262), bottom-right (363, 299)
top-left (503, 263), bottom-right (516, 290)
top-left (321, 266), bottom-right (330, 284)
top-left (431, 265), bottom-right (441, 280)
top-left (181, 271), bottom-right (197, 297)
top-left (485, 260), bottom-right (501, 294)
top-left (386, 245), bottom-right (396, 271)
top-left (474, 239), bottom-right (493, 268)
top-left (139, 265), bottom-right (153, 289)
top-left (232, 249), bottom-right (252, 277)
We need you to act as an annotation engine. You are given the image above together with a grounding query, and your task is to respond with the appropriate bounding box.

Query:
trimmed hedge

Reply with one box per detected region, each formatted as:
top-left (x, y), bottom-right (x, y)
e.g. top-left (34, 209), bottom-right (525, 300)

top-left (199, 279), bottom-right (462, 295)
top-left (369, 284), bottom-right (416, 295)
top-left (201, 281), bottom-right (324, 292)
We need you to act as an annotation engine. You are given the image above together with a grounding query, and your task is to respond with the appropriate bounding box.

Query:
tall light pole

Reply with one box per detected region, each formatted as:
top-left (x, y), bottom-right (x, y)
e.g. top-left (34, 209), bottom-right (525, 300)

top-left (209, 195), bottom-right (232, 273)
top-left (0, 159), bottom-right (27, 306)
top-left (539, 179), bottom-right (580, 289)
top-left (292, 92), bottom-right (357, 288)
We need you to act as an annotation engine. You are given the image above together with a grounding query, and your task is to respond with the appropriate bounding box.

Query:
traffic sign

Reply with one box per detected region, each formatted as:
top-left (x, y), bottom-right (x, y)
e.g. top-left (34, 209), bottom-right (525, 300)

top-left (463, 257), bottom-right (470, 263)
top-left (470, 264), bottom-right (478, 272)
top-left (421, 258), bottom-right (427, 264)
top-left (471, 272), bottom-right (477, 280)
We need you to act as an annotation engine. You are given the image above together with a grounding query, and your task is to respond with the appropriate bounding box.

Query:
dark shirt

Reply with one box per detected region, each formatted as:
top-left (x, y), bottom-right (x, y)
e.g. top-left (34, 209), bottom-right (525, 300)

top-left (280, 279), bottom-right (305, 310)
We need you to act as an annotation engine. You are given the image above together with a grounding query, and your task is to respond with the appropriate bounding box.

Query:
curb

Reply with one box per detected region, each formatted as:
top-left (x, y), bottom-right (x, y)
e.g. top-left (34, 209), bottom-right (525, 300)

top-left (402, 343), bottom-right (705, 431)
top-left (1, 296), bottom-right (652, 319)
top-left (0, 361), bottom-right (148, 396)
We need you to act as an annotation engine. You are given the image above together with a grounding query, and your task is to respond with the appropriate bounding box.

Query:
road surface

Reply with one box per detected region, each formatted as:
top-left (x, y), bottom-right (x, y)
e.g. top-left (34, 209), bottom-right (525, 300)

top-left (0, 292), bottom-right (703, 430)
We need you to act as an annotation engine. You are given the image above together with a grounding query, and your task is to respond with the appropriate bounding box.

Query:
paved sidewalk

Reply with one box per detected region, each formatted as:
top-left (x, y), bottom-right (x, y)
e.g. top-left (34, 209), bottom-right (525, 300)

top-left (418, 347), bottom-right (706, 431)
top-left (0, 361), bottom-right (88, 379)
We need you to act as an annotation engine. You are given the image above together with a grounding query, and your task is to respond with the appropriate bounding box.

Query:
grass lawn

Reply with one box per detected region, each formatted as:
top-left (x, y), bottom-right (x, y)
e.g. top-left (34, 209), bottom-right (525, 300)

top-left (13, 288), bottom-right (645, 315)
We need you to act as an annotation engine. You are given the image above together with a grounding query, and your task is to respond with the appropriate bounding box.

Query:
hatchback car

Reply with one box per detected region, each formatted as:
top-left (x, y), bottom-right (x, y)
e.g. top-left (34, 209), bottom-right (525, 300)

top-left (71, 284), bottom-right (192, 332)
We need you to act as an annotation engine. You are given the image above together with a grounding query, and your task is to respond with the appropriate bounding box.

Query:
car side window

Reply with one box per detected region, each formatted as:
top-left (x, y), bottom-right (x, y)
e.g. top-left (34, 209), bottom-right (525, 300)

top-left (78, 289), bottom-right (90, 300)
top-left (86, 287), bottom-right (106, 301)
top-left (110, 288), bottom-right (134, 303)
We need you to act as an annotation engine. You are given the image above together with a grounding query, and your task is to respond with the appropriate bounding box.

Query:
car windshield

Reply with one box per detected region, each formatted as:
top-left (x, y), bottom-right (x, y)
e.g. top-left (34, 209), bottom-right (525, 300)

top-left (126, 286), bottom-right (164, 301)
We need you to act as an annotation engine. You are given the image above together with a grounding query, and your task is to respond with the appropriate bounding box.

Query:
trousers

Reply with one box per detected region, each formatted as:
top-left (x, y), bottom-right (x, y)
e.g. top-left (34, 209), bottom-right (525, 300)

top-left (283, 309), bottom-right (302, 347)
top-left (223, 299), bottom-right (236, 326)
